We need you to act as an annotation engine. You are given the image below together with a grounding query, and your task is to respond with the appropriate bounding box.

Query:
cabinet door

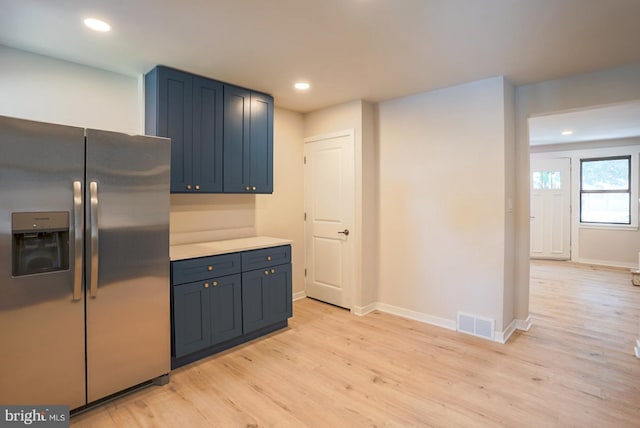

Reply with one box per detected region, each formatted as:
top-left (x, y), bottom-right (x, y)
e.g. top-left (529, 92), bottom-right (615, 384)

top-left (173, 281), bottom-right (211, 358)
top-left (242, 264), bottom-right (292, 334)
top-left (210, 274), bottom-right (242, 344)
top-left (223, 85), bottom-right (251, 192)
top-left (241, 269), bottom-right (268, 334)
top-left (265, 264), bottom-right (292, 322)
top-left (249, 92), bottom-right (274, 193)
top-left (193, 77), bottom-right (223, 192)
top-left (157, 67), bottom-right (193, 193)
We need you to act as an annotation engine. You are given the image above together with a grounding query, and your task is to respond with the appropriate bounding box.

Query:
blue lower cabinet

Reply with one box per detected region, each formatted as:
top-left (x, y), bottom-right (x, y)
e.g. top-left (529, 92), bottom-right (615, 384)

top-left (173, 280), bottom-right (212, 358)
top-left (241, 269), bottom-right (268, 334)
top-left (266, 264), bottom-right (292, 322)
top-left (173, 274), bottom-right (242, 358)
top-left (242, 264), bottom-right (292, 334)
top-left (210, 274), bottom-right (242, 344)
top-left (171, 245), bottom-right (292, 368)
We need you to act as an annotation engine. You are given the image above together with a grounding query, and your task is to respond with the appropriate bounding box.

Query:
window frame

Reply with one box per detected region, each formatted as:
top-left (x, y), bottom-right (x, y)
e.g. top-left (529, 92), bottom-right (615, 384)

top-left (579, 155), bottom-right (631, 225)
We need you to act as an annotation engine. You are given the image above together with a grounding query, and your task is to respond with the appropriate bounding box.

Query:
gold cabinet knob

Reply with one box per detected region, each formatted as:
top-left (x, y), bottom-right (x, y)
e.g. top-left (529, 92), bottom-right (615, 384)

top-left (204, 283), bottom-right (209, 288)
top-left (245, 186), bottom-right (250, 191)
top-left (195, 184), bottom-right (200, 190)
top-left (207, 266), bottom-right (213, 271)
top-left (264, 270), bottom-right (269, 276)
top-left (186, 184), bottom-right (192, 190)
top-left (271, 268), bottom-right (276, 274)
top-left (213, 281), bottom-right (218, 287)
top-left (252, 186), bottom-right (257, 191)
top-left (266, 256), bottom-right (272, 261)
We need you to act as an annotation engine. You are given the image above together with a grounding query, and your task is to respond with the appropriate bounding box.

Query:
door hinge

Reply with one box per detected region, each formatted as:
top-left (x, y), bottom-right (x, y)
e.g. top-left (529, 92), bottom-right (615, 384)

top-left (304, 212), bottom-right (307, 221)
top-left (304, 156), bottom-right (306, 164)
top-left (304, 268), bottom-right (307, 277)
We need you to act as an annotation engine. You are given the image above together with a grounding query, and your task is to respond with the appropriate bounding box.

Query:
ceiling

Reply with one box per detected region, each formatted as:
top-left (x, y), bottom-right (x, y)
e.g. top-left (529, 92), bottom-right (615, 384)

top-left (1, 0), bottom-right (640, 113)
top-left (529, 102), bottom-right (640, 146)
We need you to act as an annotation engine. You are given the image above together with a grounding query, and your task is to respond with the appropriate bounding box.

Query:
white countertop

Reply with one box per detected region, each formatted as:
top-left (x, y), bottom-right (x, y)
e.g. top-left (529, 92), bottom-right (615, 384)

top-left (170, 236), bottom-right (292, 261)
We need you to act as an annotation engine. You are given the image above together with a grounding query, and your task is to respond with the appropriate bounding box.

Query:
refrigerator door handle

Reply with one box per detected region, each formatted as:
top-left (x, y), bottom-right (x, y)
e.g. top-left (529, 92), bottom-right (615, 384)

top-left (89, 181), bottom-right (99, 298)
top-left (73, 181), bottom-right (83, 301)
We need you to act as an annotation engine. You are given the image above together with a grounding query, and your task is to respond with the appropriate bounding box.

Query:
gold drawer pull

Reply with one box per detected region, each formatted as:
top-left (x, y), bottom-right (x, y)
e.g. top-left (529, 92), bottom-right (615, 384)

top-left (213, 281), bottom-right (218, 287)
top-left (245, 186), bottom-right (250, 191)
top-left (271, 268), bottom-right (276, 274)
top-left (186, 184), bottom-right (192, 190)
top-left (195, 184), bottom-right (200, 190)
top-left (264, 270), bottom-right (269, 276)
top-left (204, 283), bottom-right (209, 288)
top-left (207, 266), bottom-right (213, 271)
top-left (252, 186), bottom-right (256, 191)
top-left (266, 256), bottom-right (272, 261)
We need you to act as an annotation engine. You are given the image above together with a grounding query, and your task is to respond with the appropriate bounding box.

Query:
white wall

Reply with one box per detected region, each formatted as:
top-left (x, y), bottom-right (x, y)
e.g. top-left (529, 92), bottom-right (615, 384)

top-left (0, 45), bottom-right (138, 133)
top-left (377, 77), bottom-right (510, 331)
top-left (531, 137), bottom-right (640, 268)
top-left (361, 101), bottom-right (379, 306)
top-left (515, 62), bottom-right (640, 320)
top-left (256, 108), bottom-right (305, 296)
top-left (169, 194), bottom-right (256, 245)
top-left (503, 79), bottom-right (517, 329)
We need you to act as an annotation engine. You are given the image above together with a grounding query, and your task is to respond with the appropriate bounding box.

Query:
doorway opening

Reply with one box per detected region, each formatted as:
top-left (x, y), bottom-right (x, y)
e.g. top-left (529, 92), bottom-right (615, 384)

top-left (528, 100), bottom-right (640, 268)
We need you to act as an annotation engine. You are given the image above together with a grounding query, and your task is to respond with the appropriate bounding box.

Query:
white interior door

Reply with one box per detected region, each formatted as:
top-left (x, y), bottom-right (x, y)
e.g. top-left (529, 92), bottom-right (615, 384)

top-left (304, 130), bottom-right (355, 309)
top-left (530, 157), bottom-right (571, 260)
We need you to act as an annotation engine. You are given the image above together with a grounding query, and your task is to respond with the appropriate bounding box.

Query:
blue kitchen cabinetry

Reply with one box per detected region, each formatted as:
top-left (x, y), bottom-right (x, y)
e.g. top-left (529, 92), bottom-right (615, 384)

top-left (146, 66), bottom-right (223, 193)
top-left (242, 264), bottom-right (292, 333)
top-left (241, 245), bottom-right (292, 333)
top-left (172, 254), bottom-right (242, 359)
top-left (170, 245), bottom-right (292, 369)
top-left (223, 86), bottom-right (274, 193)
top-left (145, 66), bottom-right (273, 194)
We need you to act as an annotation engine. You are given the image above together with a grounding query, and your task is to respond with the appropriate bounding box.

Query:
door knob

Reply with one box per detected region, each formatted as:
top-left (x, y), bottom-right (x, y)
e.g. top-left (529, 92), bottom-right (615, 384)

top-left (338, 229), bottom-right (350, 236)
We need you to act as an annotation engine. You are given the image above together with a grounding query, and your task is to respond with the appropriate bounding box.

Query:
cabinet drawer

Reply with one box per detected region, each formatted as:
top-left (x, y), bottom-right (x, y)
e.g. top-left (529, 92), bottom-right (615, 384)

top-left (241, 245), bottom-right (290, 271)
top-left (172, 253), bottom-right (241, 285)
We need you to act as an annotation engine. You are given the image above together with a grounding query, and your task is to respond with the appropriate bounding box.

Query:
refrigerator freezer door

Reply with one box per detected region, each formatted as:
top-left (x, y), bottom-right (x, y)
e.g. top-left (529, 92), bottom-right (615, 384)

top-left (0, 116), bottom-right (86, 409)
top-left (85, 129), bottom-right (171, 403)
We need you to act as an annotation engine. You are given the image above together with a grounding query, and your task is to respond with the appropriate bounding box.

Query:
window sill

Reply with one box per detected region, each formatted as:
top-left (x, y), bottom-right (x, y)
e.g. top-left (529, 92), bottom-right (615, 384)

top-left (579, 223), bottom-right (638, 232)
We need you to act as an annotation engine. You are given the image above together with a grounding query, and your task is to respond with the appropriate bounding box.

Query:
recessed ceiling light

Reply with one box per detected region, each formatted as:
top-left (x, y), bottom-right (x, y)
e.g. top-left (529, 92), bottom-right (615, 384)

top-left (84, 18), bottom-right (111, 32)
top-left (561, 130), bottom-right (573, 136)
top-left (294, 82), bottom-right (310, 91)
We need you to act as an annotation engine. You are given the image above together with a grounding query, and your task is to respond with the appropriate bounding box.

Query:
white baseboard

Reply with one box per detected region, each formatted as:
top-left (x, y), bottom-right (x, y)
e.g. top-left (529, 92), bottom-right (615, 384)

top-left (516, 316), bottom-right (533, 332)
top-left (315, 298), bottom-right (534, 345)
top-left (292, 291), bottom-right (307, 301)
top-left (374, 302), bottom-right (457, 331)
top-left (352, 302), bottom-right (377, 316)
top-left (495, 316), bottom-right (532, 344)
top-left (575, 258), bottom-right (637, 270)
top-left (495, 320), bottom-right (517, 344)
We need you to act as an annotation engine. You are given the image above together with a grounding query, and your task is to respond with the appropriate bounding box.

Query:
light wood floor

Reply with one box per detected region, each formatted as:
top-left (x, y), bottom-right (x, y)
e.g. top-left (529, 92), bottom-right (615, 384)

top-left (72, 261), bottom-right (640, 427)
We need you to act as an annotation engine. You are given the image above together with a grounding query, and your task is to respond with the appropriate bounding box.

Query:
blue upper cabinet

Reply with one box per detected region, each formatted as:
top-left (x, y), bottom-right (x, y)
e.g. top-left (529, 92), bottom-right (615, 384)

top-left (249, 92), bottom-right (274, 193)
top-left (223, 85), bottom-right (274, 194)
top-left (193, 77), bottom-right (224, 192)
top-left (146, 66), bottom-right (273, 194)
top-left (146, 66), bottom-right (224, 193)
top-left (223, 85), bottom-right (251, 193)
top-left (146, 67), bottom-right (194, 193)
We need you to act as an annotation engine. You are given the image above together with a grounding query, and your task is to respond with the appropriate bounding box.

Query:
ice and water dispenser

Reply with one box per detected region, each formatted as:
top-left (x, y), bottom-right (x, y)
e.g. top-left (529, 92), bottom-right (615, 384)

top-left (12, 212), bottom-right (70, 276)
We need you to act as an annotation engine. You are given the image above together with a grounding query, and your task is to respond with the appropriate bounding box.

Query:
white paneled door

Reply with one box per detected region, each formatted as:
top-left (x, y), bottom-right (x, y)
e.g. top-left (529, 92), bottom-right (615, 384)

top-left (304, 130), bottom-right (355, 309)
top-left (530, 157), bottom-right (571, 260)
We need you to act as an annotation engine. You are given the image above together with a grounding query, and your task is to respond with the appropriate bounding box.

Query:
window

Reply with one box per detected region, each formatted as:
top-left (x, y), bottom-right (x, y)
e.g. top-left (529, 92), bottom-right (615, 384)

top-left (580, 156), bottom-right (631, 224)
top-left (532, 171), bottom-right (562, 190)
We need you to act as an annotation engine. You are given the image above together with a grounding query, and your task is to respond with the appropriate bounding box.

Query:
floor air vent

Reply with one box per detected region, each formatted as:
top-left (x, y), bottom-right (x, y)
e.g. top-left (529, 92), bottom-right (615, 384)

top-left (457, 312), bottom-right (495, 340)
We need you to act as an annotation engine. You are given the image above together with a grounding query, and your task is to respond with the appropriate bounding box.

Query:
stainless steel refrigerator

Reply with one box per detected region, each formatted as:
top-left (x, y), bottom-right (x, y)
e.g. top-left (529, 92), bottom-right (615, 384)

top-left (0, 115), bottom-right (171, 410)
